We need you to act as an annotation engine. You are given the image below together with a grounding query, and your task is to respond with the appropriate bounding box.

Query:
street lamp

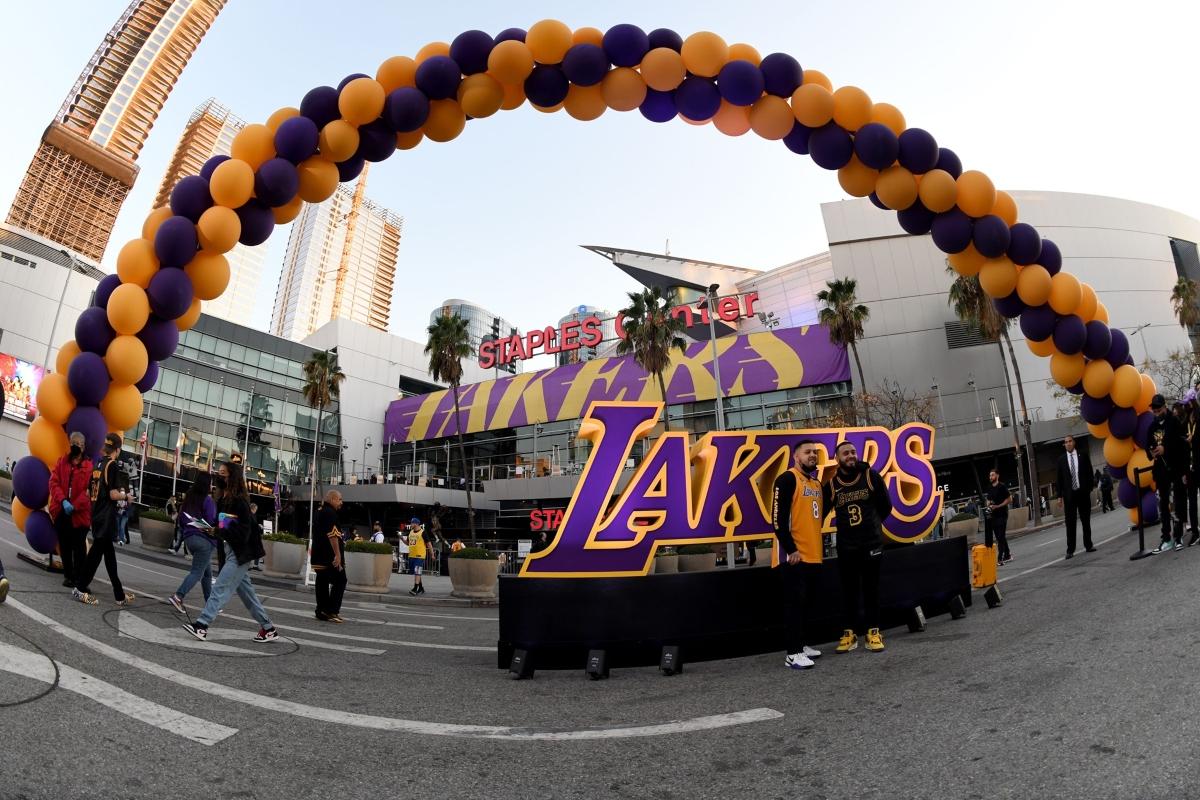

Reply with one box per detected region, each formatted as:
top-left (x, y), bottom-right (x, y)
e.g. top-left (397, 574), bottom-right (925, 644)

top-left (703, 283), bottom-right (726, 432)
top-left (362, 436), bottom-right (372, 479)
top-left (1129, 323), bottom-right (1151, 366)
top-left (43, 249), bottom-right (82, 374)
top-left (931, 381), bottom-right (946, 428)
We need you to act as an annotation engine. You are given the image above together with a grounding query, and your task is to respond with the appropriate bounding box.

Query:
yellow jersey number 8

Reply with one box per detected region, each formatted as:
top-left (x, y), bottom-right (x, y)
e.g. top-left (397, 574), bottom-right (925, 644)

top-left (847, 504), bottom-right (863, 526)
top-left (812, 500), bottom-right (820, 519)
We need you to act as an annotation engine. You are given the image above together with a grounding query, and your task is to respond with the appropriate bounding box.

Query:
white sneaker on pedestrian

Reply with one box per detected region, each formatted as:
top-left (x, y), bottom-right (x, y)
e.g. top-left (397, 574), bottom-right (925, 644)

top-left (801, 645), bottom-right (822, 659)
top-left (784, 653), bottom-right (815, 670)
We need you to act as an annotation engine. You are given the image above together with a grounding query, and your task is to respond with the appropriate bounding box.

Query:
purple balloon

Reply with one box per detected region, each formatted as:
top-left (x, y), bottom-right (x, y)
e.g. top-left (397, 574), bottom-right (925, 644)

top-left (1134, 411), bottom-right (1154, 450)
top-left (868, 192), bottom-right (888, 210)
top-left (336, 73), bottom-right (370, 92)
top-left (782, 122), bottom-right (812, 155)
top-left (994, 291), bottom-right (1027, 319)
top-left (135, 360), bottom-right (160, 393)
top-left (717, 60), bottom-right (765, 106)
top-left (973, 215), bottom-right (1012, 258)
top-left (253, 158), bottom-right (299, 207)
top-left (1109, 406), bottom-right (1137, 438)
top-left (930, 208), bottom-right (973, 254)
top-left (639, 89), bottom-right (677, 123)
top-left (1106, 329), bottom-right (1130, 368)
top-left (337, 155), bottom-right (365, 182)
top-left (415, 56), bottom-right (462, 101)
top-left (1083, 321), bottom-right (1113, 360)
top-left (138, 315), bottom-right (179, 362)
top-left (1007, 222), bottom-right (1043, 266)
top-left (1140, 491), bottom-right (1159, 525)
top-left (935, 148), bottom-right (963, 179)
top-left (562, 43), bottom-right (609, 87)
top-left (853, 123), bottom-right (899, 170)
top-left (355, 120), bottom-right (396, 163)
top-left (13, 456), bottom-right (51, 509)
top-left (759, 52), bottom-right (802, 97)
top-left (147, 268), bottom-right (194, 321)
top-left (1039, 239), bottom-right (1062, 275)
top-left (1108, 464), bottom-right (1126, 481)
top-left (897, 128), bottom-right (938, 174)
top-left (75, 306), bottom-right (116, 355)
top-left (647, 28), bottom-right (683, 52)
top-left (1019, 304), bottom-right (1057, 342)
top-left (236, 199), bottom-right (274, 247)
top-left (25, 510), bottom-right (57, 554)
top-left (1052, 315), bottom-right (1087, 355)
top-left (386, 88), bottom-right (431, 133)
top-left (200, 155), bottom-right (229, 181)
top-left (675, 77), bottom-right (721, 121)
top-left (603, 24), bottom-right (650, 68)
top-left (524, 66), bottom-right (570, 107)
top-left (897, 202), bottom-right (935, 235)
top-left (67, 352), bottom-right (110, 406)
top-left (94, 273), bottom-right (121, 309)
top-left (1116, 478), bottom-right (1139, 508)
top-left (450, 29), bottom-right (494, 75)
top-left (1080, 394), bottom-right (1113, 425)
top-left (809, 123), bottom-right (854, 170)
top-left (169, 176), bottom-right (212, 223)
top-left (494, 28), bottom-right (526, 44)
top-left (1067, 381), bottom-right (1084, 396)
top-left (300, 86), bottom-right (340, 129)
top-left (274, 116), bottom-right (319, 164)
top-left (65, 405), bottom-right (108, 460)
top-left (154, 215), bottom-right (198, 269)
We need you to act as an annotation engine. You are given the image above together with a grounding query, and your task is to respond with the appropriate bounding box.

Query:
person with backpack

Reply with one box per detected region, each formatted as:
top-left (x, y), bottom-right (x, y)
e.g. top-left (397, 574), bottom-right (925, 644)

top-left (167, 472), bottom-right (218, 614)
top-left (72, 433), bottom-right (135, 606)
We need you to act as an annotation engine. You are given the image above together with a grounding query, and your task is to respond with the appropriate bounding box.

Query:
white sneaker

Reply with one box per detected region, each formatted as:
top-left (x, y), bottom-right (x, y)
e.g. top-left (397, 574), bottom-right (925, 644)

top-left (784, 653), bottom-right (815, 670)
top-left (802, 645), bottom-right (822, 659)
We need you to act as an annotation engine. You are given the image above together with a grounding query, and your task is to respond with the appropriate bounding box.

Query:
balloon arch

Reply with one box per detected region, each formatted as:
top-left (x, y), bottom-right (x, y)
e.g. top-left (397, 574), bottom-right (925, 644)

top-left (14, 20), bottom-right (1160, 552)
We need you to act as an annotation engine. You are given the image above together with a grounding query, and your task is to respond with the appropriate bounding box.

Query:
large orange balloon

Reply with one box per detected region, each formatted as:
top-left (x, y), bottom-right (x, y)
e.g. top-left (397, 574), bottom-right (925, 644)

top-left (1111, 364), bottom-right (1142, 408)
top-left (917, 169), bottom-right (958, 213)
top-left (956, 170), bottom-right (996, 218)
top-left (458, 73), bottom-right (505, 119)
top-left (1050, 352), bottom-right (1086, 388)
top-left (116, 238), bottom-right (159, 289)
top-left (526, 19), bottom-right (573, 64)
top-left (416, 41), bottom-right (450, 64)
top-left (1136, 374), bottom-right (1156, 414)
top-left (601, 68), bottom-right (646, 111)
top-left (12, 498), bottom-right (33, 531)
top-left (265, 106), bottom-right (299, 133)
top-left (1015, 265), bottom-right (1052, 306)
top-left (196, 206), bottom-right (240, 254)
top-left (296, 157), bottom-right (339, 203)
top-left (869, 103), bottom-right (906, 136)
top-left (802, 69), bottom-right (832, 91)
top-left (338, 78), bottom-right (386, 126)
top-left (991, 191), bottom-right (1018, 226)
top-left (185, 251), bottom-right (230, 301)
top-left (176, 297), bottom-right (202, 332)
top-left (1047, 272), bottom-right (1082, 315)
top-left (1077, 283), bottom-right (1098, 322)
top-left (1087, 420), bottom-right (1111, 440)
top-left (107, 283), bottom-right (151, 336)
top-left (572, 27), bottom-right (604, 47)
top-left (272, 194), bottom-right (304, 225)
top-left (142, 206), bottom-right (173, 241)
top-left (1082, 359), bottom-right (1115, 398)
top-left (681, 32), bottom-right (728, 78)
top-left (875, 166), bottom-right (917, 210)
top-left (979, 257), bottom-right (1018, 298)
top-left (832, 86), bottom-right (872, 131)
top-left (498, 80), bottom-right (526, 110)
top-left (837, 157), bottom-right (879, 197)
top-left (1026, 336), bottom-right (1056, 357)
top-left (376, 55), bottom-right (418, 92)
top-left (563, 84), bottom-right (606, 121)
top-left (1103, 436), bottom-right (1135, 468)
top-left (210, 159), bottom-right (255, 208)
top-left (749, 95), bottom-right (793, 140)
top-left (106, 335), bottom-right (148, 386)
top-left (318, 120), bottom-right (359, 162)
top-left (488, 40), bottom-right (535, 85)
top-left (1127, 449), bottom-right (1153, 487)
top-left (100, 384), bottom-right (144, 432)
top-left (424, 100), bottom-right (466, 142)
top-left (395, 130), bottom-right (425, 150)
top-left (55, 340), bottom-right (81, 375)
top-left (29, 416), bottom-right (69, 470)
top-left (641, 47), bottom-right (686, 91)
top-left (728, 43), bottom-right (761, 65)
top-left (713, 101), bottom-right (751, 136)
top-left (947, 244), bottom-right (985, 277)
top-left (1094, 302), bottom-right (1110, 325)
top-left (791, 83), bottom-right (834, 127)
top-left (36, 373), bottom-right (75, 425)
top-left (230, 124), bottom-right (276, 170)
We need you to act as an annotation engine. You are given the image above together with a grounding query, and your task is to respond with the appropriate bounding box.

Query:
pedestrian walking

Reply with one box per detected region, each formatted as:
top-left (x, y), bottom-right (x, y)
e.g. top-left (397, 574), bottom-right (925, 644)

top-left (1056, 435), bottom-right (1096, 558)
top-left (985, 469), bottom-right (1012, 564)
top-left (771, 440), bottom-right (826, 670)
top-left (182, 460), bottom-right (279, 642)
top-left (1183, 395), bottom-right (1199, 540)
top-left (370, 521), bottom-right (385, 544)
top-left (823, 441), bottom-right (893, 654)
top-left (49, 431), bottom-right (92, 590)
top-left (1099, 470), bottom-right (1115, 513)
top-left (72, 433), bottom-right (135, 606)
top-left (167, 472), bottom-right (218, 614)
top-left (249, 502), bottom-right (263, 571)
top-left (312, 490), bottom-right (347, 623)
top-left (407, 518), bottom-right (427, 595)
top-left (1147, 394), bottom-right (1189, 552)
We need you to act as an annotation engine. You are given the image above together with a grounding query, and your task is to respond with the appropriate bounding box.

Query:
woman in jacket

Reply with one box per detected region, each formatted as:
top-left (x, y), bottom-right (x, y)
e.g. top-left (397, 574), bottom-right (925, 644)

top-left (49, 431), bottom-right (92, 590)
top-left (167, 472), bottom-right (218, 614)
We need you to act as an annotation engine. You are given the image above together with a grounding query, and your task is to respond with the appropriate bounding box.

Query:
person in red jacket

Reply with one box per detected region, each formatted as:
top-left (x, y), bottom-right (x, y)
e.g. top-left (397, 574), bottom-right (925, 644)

top-left (49, 431), bottom-right (93, 590)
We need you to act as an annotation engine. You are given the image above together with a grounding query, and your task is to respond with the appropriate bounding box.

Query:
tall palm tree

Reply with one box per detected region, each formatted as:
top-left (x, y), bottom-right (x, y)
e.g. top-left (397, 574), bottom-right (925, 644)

top-left (616, 287), bottom-right (688, 429)
top-left (1170, 276), bottom-right (1200, 354)
top-left (425, 313), bottom-right (476, 540)
top-left (301, 349), bottom-right (345, 571)
top-left (817, 278), bottom-right (871, 423)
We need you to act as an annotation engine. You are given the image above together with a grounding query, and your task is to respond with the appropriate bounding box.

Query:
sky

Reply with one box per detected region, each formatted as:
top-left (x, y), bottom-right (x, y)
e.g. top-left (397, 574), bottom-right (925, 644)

top-left (1, 1), bottom-right (1198, 356)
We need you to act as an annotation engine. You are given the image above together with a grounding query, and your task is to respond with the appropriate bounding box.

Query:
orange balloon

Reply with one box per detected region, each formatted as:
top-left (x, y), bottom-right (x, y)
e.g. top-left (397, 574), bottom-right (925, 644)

top-left (749, 95), bottom-right (793, 140)
top-left (1077, 283), bottom-right (1098, 322)
top-left (36, 373), bottom-right (75, 425)
top-left (1103, 435), bottom-right (1134, 468)
top-left (266, 106), bottom-right (300, 133)
top-left (713, 101), bottom-right (751, 136)
top-left (869, 103), bottom-right (906, 136)
top-left (55, 340), bottom-right (81, 375)
top-left (1111, 364), bottom-right (1142, 408)
top-left (1026, 336), bottom-right (1056, 357)
top-left (991, 190), bottom-right (1018, 226)
top-left (107, 283), bottom-right (151, 336)
top-left (1087, 420), bottom-right (1111, 440)
top-left (487, 40), bottom-right (535, 85)
top-left (601, 67), bottom-right (647, 111)
top-left (526, 19), bottom-right (573, 64)
top-left (1083, 359), bottom-right (1115, 398)
top-left (395, 130), bottom-right (424, 150)
top-left (272, 194), bottom-right (304, 225)
top-left (458, 73), bottom-right (505, 119)
top-left (376, 55), bottom-right (418, 92)
top-left (947, 244), bottom-right (985, 277)
top-left (1137, 374), bottom-right (1156, 413)
top-left (837, 156), bottom-right (879, 197)
top-left (209, 159), bottom-right (255, 208)
top-left (791, 83), bottom-right (834, 127)
top-left (802, 69), bottom-right (833, 91)
top-left (116, 238), bottom-right (159, 289)
top-left (416, 41), bottom-right (450, 64)
top-left (28, 416), bottom-right (69, 470)
top-left (875, 165), bottom-right (918, 210)
top-left (531, 101), bottom-right (563, 114)
top-left (1048, 272), bottom-right (1082, 315)
top-left (423, 100), bottom-right (466, 142)
top-left (832, 86), bottom-right (872, 131)
top-left (338, 78), bottom-right (386, 126)
top-left (318, 120), bottom-right (359, 162)
top-left (918, 169), bottom-right (958, 212)
top-left (728, 43), bottom-right (761, 65)
top-left (230, 124), bottom-right (276, 170)
top-left (681, 32), bottom-right (728, 78)
top-left (498, 80), bottom-right (526, 110)
top-left (12, 498), bottom-right (32, 531)
top-left (296, 157), bottom-right (339, 203)
top-left (1127, 449), bottom-right (1153, 487)
top-left (1094, 302), bottom-right (1109, 325)
top-left (640, 47), bottom-right (686, 91)
top-left (175, 297), bottom-right (202, 331)
top-left (185, 251), bottom-right (230, 301)
top-left (100, 384), bottom-right (143, 432)
top-left (142, 206), bottom-right (173, 241)
top-left (572, 26), bottom-right (605, 47)
top-left (1050, 352), bottom-right (1086, 388)
top-left (106, 335), bottom-right (148, 386)
top-left (956, 170), bottom-right (996, 218)
top-left (563, 84), bottom-right (606, 121)
top-left (196, 206), bottom-right (240, 254)
top-left (1016, 265), bottom-right (1052, 306)
top-left (979, 257), bottom-right (1018, 298)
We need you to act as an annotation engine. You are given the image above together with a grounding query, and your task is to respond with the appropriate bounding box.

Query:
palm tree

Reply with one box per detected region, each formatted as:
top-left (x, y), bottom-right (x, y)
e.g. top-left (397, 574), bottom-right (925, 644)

top-left (616, 287), bottom-right (688, 429)
top-left (301, 349), bottom-right (345, 568)
top-left (425, 313), bottom-right (476, 540)
top-left (1170, 276), bottom-right (1200, 354)
top-left (817, 278), bottom-right (871, 423)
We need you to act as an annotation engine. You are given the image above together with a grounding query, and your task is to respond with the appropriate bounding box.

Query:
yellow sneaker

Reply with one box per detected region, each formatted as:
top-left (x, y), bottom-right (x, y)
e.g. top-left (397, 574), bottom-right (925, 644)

top-left (835, 628), bottom-right (858, 653)
top-left (866, 627), bottom-right (885, 652)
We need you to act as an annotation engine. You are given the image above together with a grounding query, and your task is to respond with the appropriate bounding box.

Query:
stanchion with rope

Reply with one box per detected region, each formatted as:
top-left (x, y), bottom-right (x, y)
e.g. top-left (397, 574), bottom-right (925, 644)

top-left (1130, 464), bottom-right (1155, 561)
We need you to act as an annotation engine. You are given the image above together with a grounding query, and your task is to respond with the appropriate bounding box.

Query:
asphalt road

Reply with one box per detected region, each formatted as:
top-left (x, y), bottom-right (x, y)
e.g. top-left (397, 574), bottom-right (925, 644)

top-left (0, 507), bottom-right (1193, 800)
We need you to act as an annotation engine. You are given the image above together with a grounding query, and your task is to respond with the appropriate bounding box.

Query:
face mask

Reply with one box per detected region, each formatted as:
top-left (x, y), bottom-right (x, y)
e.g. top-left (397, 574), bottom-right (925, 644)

top-left (69, 444), bottom-right (82, 458)
top-left (214, 475), bottom-right (228, 491)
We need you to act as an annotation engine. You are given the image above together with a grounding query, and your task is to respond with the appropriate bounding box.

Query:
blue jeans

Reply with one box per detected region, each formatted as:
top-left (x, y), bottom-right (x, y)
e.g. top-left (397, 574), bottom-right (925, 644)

top-left (195, 544), bottom-right (273, 629)
top-left (117, 513), bottom-right (128, 544)
top-left (173, 535), bottom-right (214, 603)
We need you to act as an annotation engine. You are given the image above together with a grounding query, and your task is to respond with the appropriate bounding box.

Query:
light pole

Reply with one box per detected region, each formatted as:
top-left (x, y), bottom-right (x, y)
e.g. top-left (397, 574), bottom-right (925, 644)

top-left (1130, 323), bottom-right (1151, 366)
top-left (703, 283), bottom-right (727, 432)
top-left (968, 377), bottom-right (984, 431)
top-left (533, 424), bottom-right (543, 475)
top-left (43, 250), bottom-right (81, 374)
top-left (362, 436), bottom-right (372, 479)
top-left (931, 381), bottom-right (946, 429)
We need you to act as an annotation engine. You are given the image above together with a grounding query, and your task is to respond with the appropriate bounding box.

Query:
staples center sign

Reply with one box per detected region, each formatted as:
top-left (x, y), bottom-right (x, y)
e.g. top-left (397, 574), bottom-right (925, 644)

top-left (478, 292), bottom-right (760, 369)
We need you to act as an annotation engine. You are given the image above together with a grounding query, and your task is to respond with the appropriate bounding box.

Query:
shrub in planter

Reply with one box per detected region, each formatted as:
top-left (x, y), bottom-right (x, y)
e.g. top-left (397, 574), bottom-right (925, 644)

top-left (946, 512), bottom-right (980, 543)
top-left (448, 547), bottom-right (497, 560)
top-left (449, 547), bottom-right (499, 599)
top-left (135, 507), bottom-right (175, 550)
top-left (344, 539), bottom-right (393, 593)
top-left (263, 531), bottom-right (307, 577)
top-left (140, 508), bottom-right (174, 523)
top-left (264, 531), bottom-right (306, 546)
top-left (950, 512), bottom-right (976, 523)
top-left (678, 543), bottom-right (717, 572)
top-left (654, 546), bottom-right (679, 574)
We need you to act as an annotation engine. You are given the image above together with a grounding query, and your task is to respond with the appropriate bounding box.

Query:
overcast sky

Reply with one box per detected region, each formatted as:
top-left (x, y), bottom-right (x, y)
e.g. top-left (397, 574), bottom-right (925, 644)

top-left (2, 0), bottom-right (1197, 350)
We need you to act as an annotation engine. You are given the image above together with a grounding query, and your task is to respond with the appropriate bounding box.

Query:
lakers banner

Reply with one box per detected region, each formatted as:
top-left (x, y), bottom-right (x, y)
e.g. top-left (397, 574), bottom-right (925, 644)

top-left (521, 402), bottom-right (943, 578)
top-left (384, 324), bottom-right (849, 442)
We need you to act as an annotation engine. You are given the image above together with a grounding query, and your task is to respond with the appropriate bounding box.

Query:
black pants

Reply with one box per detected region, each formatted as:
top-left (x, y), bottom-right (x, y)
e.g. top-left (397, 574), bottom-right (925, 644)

top-left (781, 561), bottom-right (820, 654)
top-left (315, 567), bottom-right (347, 616)
top-left (1186, 472), bottom-right (1198, 534)
top-left (837, 547), bottom-right (881, 633)
top-left (1064, 488), bottom-right (1093, 554)
top-left (986, 513), bottom-right (1010, 561)
top-left (1101, 487), bottom-right (1114, 512)
top-left (54, 514), bottom-right (89, 588)
top-left (76, 530), bottom-right (126, 601)
top-left (1158, 473), bottom-right (1186, 542)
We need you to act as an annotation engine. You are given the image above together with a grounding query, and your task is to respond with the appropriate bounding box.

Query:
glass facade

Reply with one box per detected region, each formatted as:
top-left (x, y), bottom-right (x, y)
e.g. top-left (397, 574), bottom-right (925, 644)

top-left (432, 299), bottom-right (522, 375)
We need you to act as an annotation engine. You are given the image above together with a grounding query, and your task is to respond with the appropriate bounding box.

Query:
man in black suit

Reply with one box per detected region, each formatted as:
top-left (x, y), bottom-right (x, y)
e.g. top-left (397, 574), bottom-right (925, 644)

top-left (1147, 393), bottom-right (1189, 552)
top-left (1057, 435), bottom-right (1095, 558)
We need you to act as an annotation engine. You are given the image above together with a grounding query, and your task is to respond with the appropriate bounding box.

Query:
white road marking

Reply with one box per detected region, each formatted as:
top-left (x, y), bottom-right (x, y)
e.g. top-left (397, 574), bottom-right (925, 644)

top-left (6, 597), bottom-right (783, 740)
top-left (119, 611), bottom-right (270, 655)
top-left (258, 601), bottom-right (443, 630)
top-left (0, 639), bottom-right (237, 745)
top-left (203, 626), bottom-right (385, 655)
top-left (999, 530), bottom-right (1132, 583)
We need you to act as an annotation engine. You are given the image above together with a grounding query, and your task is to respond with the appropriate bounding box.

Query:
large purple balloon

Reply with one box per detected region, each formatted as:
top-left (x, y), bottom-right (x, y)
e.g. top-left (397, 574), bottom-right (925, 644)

top-left (1106, 329), bottom-right (1130, 368)
top-left (524, 66), bottom-right (570, 107)
top-left (154, 215), bottom-right (198, 269)
top-left (94, 273), bottom-right (121, 309)
top-left (1039, 239), bottom-right (1063, 275)
top-left (415, 56), bottom-right (462, 100)
top-left (759, 53), bottom-right (802, 97)
top-left (494, 27), bottom-right (526, 44)
top-left (1140, 491), bottom-right (1159, 525)
top-left (1007, 222), bottom-right (1042, 265)
top-left (274, 116), bottom-right (319, 164)
top-left (639, 89), bottom-right (677, 123)
top-left (1116, 478), bottom-right (1139, 508)
top-left (236, 199), bottom-right (274, 247)
top-left (868, 192), bottom-right (887, 210)
top-left (1083, 321), bottom-right (1113, 360)
top-left (65, 405), bottom-right (108, 460)
top-left (75, 306), bottom-right (116, 355)
top-left (782, 122), bottom-right (812, 155)
top-left (1066, 381), bottom-right (1084, 396)
top-left (1019, 304), bottom-right (1057, 342)
top-left (562, 43), bottom-right (609, 87)
top-left (135, 360), bottom-right (160, 393)
top-left (675, 77), bottom-right (721, 121)
top-left (603, 24), bottom-right (650, 67)
top-left (647, 28), bottom-right (683, 52)
top-left (67, 352), bottom-right (110, 407)
top-left (1108, 463), bottom-right (1126, 481)
top-left (337, 155), bottom-right (365, 182)
top-left (853, 123), bottom-right (898, 170)
top-left (13, 456), bottom-right (50, 509)
top-left (809, 123), bottom-right (854, 170)
top-left (1080, 394), bottom-right (1113, 425)
top-left (301, 86), bottom-right (340, 128)
top-left (254, 158), bottom-right (299, 207)
top-left (972, 215), bottom-right (1011, 258)
top-left (138, 315), bottom-right (180, 362)
top-left (386, 88), bottom-right (431, 133)
top-left (449, 29), bottom-right (494, 75)
top-left (148, 268), bottom-right (194, 321)
top-left (935, 148), bottom-right (963, 179)
top-left (994, 291), bottom-right (1026, 319)
top-left (169, 176), bottom-right (213, 223)
top-left (897, 202), bottom-right (935, 236)
top-left (356, 120), bottom-right (396, 163)
top-left (1134, 411), bottom-right (1154, 450)
top-left (717, 60), bottom-right (764, 106)
top-left (25, 510), bottom-right (57, 554)
top-left (336, 73), bottom-right (370, 92)
top-left (1109, 406), bottom-right (1137, 439)
top-left (930, 209), bottom-right (973, 254)
top-left (1052, 315), bottom-right (1087, 355)
top-left (897, 128), bottom-right (938, 174)
top-left (200, 155), bottom-right (229, 181)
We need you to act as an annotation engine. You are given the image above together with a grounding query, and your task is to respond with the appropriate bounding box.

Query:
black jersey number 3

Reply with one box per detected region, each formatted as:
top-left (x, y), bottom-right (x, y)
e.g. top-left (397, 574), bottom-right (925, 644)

top-left (847, 504), bottom-right (863, 526)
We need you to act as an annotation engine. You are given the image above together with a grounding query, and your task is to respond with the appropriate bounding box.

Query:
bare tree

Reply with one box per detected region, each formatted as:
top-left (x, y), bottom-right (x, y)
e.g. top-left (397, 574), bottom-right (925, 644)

top-left (859, 379), bottom-right (938, 428)
top-left (1144, 348), bottom-right (1198, 401)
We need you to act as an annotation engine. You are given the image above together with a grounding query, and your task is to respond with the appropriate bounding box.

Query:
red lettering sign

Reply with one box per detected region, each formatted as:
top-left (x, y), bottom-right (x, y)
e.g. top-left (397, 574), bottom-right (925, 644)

top-left (530, 509), bottom-right (565, 531)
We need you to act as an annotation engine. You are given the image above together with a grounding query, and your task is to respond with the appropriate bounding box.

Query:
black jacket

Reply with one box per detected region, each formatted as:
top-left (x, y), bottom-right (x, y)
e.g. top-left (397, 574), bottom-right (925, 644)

top-left (822, 463), bottom-right (892, 551)
top-left (310, 504), bottom-right (342, 568)
top-left (1148, 412), bottom-right (1188, 477)
top-left (216, 494), bottom-right (263, 565)
top-left (1056, 448), bottom-right (1094, 496)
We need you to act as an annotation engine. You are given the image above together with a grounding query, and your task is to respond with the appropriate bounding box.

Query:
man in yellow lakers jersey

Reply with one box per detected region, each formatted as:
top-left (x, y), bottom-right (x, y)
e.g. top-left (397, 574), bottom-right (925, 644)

top-left (772, 439), bottom-right (826, 670)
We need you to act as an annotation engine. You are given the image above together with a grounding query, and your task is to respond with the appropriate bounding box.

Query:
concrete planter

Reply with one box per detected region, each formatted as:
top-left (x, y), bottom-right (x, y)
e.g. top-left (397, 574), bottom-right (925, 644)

top-left (946, 519), bottom-right (980, 546)
top-left (679, 552), bottom-right (717, 572)
top-left (138, 518), bottom-right (175, 552)
top-left (654, 555), bottom-right (679, 574)
top-left (263, 540), bottom-right (305, 578)
top-left (449, 557), bottom-right (499, 599)
top-left (0, 476), bottom-right (11, 503)
top-left (345, 551), bottom-right (392, 593)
